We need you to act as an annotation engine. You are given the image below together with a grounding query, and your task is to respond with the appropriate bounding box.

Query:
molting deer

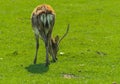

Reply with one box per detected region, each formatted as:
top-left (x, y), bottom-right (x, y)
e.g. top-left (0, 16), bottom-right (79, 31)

top-left (31, 4), bottom-right (69, 66)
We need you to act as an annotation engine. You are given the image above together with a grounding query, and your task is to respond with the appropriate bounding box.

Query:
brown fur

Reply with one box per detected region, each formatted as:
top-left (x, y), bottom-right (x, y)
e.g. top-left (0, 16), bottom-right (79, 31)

top-left (32, 4), bottom-right (55, 16)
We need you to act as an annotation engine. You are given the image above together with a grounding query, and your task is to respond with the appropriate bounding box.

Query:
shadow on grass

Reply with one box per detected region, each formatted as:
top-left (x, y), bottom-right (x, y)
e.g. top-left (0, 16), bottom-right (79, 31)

top-left (25, 63), bottom-right (49, 74)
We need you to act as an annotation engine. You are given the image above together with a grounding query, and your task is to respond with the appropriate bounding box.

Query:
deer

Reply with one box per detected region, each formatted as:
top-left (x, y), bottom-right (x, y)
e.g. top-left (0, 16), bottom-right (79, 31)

top-left (31, 4), bottom-right (69, 66)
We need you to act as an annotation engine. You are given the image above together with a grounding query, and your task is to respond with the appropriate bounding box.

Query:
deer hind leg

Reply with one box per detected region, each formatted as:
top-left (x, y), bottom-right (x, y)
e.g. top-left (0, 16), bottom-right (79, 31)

top-left (34, 34), bottom-right (39, 64)
top-left (45, 38), bottom-right (50, 66)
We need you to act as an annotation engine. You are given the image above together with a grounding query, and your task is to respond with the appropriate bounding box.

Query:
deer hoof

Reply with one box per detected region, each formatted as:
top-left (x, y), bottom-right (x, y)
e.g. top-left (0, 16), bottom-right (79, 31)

top-left (45, 62), bottom-right (50, 66)
top-left (33, 60), bottom-right (36, 64)
top-left (52, 59), bottom-right (56, 62)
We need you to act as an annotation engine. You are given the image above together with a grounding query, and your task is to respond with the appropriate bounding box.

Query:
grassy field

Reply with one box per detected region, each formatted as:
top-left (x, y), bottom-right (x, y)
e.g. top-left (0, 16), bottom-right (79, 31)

top-left (0, 0), bottom-right (120, 84)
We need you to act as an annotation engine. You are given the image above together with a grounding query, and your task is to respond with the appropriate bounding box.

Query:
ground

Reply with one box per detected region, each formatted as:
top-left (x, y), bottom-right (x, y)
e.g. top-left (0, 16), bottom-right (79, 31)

top-left (0, 0), bottom-right (120, 84)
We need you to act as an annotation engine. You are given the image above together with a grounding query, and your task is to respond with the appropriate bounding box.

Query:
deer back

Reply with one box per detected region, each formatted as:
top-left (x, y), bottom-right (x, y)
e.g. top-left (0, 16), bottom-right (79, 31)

top-left (31, 4), bottom-right (55, 39)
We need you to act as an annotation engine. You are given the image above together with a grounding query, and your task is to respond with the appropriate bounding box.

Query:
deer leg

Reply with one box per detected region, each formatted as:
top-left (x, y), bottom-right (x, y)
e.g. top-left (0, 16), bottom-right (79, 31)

top-left (34, 34), bottom-right (39, 64)
top-left (45, 39), bottom-right (50, 66)
top-left (49, 41), bottom-right (56, 62)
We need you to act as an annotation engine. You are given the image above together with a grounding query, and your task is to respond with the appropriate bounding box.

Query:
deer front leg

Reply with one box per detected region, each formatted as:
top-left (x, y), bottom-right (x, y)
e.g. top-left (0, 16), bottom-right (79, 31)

top-left (49, 41), bottom-right (56, 62)
top-left (34, 34), bottom-right (39, 64)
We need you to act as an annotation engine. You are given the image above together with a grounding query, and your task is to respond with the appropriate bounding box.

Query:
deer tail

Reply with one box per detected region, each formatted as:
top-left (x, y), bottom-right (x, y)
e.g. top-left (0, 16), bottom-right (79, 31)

top-left (40, 13), bottom-right (55, 28)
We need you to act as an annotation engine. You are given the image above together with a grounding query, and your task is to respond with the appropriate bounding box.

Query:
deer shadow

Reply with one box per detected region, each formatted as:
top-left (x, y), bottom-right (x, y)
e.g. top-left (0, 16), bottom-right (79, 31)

top-left (25, 63), bottom-right (49, 74)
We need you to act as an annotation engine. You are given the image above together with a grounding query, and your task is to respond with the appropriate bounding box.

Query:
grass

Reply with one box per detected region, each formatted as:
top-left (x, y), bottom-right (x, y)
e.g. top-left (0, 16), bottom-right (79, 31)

top-left (0, 0), bottom-right (120, 84)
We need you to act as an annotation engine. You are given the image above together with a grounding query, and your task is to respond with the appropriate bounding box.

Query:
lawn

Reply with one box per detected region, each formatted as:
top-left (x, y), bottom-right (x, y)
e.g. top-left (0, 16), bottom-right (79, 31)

top-left (0, 0), bottom-right (120, 84)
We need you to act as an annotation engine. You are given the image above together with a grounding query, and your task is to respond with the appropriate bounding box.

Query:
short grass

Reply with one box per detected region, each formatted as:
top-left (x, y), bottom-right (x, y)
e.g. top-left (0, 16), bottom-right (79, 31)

top-left (0, 0), bottom-right (120, 84)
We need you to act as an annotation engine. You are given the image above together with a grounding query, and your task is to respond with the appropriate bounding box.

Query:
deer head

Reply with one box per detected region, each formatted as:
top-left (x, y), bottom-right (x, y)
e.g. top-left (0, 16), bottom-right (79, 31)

top-left (50, 24), bottom-right (70, 59)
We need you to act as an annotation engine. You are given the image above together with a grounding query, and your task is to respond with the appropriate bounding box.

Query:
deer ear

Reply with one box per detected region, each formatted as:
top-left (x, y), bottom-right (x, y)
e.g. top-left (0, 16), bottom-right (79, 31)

top-left (55, 35), bottom-right (59, 43)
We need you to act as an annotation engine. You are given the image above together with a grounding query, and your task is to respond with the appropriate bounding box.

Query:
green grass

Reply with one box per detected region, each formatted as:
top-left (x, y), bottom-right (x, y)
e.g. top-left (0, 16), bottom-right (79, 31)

top-left (0, 0), bottom-right (120, 84)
